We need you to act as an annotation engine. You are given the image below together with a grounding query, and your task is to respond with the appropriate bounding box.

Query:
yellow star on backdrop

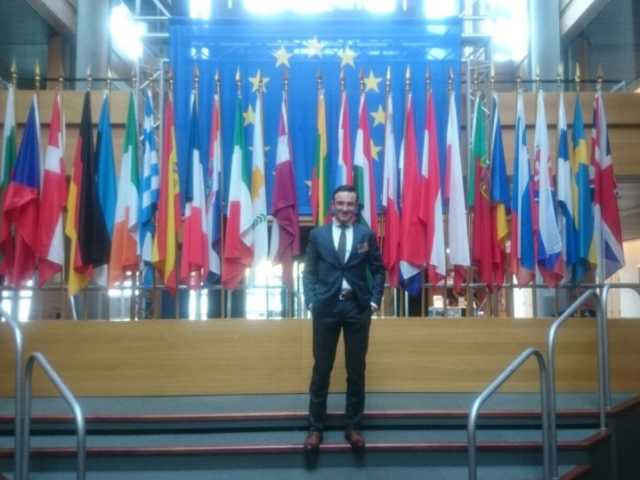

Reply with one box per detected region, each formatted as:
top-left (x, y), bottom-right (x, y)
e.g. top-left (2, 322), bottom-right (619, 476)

top-left (248, 72), bottom-right (269, 93)
top-left (369, 105), bottom-right (386, 127)
top-left (273, 46), bottom-right (292, 68)
top-left (338, 47), bottom-right (357, 68)
top-left (370, 140), bottom-right (382, 161)
top-left (243, 105), bottom-right (255, 126)
top-left (305, 36), bottom-right (325, 58)
top-left (364, 70), bottom-right (382, 92)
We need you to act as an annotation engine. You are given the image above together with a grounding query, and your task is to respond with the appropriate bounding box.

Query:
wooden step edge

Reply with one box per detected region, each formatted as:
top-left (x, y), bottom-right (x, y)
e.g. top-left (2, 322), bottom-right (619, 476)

top-left (608, 394), bottom-right (640, 416)
top-left (0, 408), bottom-right (604, 425)
top-left (561, 464), bottom-right (592, 480)
top-left (0, 435), bottom-right (610, 458)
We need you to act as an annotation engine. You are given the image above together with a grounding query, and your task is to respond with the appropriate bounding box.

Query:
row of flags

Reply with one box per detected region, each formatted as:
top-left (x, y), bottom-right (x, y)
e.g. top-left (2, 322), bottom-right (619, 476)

top-left (372, 83), bottom-right (625, 295)
top-left (0, 82), bottom-right (300, 295)
top-left (0, 79), bottom-right (625, 296)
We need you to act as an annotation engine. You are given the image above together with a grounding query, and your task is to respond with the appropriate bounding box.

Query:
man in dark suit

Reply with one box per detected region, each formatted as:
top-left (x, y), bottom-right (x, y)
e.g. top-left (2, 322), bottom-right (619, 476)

top-left (302, 185), bottom-right (385, 452)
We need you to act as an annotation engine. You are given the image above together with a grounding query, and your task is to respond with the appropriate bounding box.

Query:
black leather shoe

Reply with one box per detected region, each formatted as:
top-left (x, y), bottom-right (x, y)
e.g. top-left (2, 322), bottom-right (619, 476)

top-left (344, 428), bottom-right (366, 450)
top-left (304, 431), bottom-right (323, 451)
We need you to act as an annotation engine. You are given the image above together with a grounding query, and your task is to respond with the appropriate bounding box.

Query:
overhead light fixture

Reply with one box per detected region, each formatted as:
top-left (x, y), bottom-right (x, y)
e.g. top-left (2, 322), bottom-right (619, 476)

top-left (362, 0), bottom-right (395, 13)
top-left (424, 0), bottom-right (457, 19)
top-left (243, 0), bottom-right (395, 15)
top-left (244, 0), bottom-right (329, 14)
top-left (110, 2), bottom-right (144, 61)
top-left (190, 0), bottom-right (213, 19)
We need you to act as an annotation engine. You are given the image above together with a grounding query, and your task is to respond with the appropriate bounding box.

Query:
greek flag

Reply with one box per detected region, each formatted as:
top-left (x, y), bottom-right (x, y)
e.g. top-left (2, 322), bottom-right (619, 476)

top-left (140, 89), bottom-right (160, 287)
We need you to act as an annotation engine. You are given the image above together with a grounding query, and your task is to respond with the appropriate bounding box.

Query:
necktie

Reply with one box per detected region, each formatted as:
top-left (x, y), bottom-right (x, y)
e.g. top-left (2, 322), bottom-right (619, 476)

top-left (338, 224), bottom-right (347, 263)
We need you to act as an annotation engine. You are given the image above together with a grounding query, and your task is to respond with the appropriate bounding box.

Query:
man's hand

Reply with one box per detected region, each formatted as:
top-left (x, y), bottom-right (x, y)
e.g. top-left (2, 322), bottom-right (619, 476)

top-left (370, 302), bottom-right (378, 313)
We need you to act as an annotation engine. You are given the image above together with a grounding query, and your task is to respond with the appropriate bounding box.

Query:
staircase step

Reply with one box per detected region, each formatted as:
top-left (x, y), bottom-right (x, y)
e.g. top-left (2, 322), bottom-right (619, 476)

top-left (0, 427), bottom-right (605, 448)
top-left (0, 410), bottom-right (602, 434)
top-left (2, 392), bottom-right (634, 435)
top-left (0, 463), bottom-right (592, 479)
top-left (0, 428), bottom-right (607, 476)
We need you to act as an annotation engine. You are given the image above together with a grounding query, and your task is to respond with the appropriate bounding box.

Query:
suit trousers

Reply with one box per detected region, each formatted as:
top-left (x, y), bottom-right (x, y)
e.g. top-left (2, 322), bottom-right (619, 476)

top-left (308, 298), bottom-right (371, 432)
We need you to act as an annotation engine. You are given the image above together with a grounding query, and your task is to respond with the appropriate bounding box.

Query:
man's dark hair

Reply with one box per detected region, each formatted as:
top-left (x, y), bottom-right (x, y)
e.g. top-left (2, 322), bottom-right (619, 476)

top-left (332, 184), bottom-right (359, 202)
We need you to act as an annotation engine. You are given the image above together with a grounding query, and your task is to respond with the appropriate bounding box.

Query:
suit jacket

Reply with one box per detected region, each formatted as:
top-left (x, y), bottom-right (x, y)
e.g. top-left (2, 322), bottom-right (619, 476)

top-left (303, 221), bottom-right (385, 313)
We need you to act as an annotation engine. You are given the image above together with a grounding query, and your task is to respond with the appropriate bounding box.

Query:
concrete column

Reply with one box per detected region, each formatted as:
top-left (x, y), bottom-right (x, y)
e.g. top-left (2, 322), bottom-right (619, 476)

top-left (529, 0), bottom-right (562, 81)
top-left (74, 0), bottom-right (110, 86)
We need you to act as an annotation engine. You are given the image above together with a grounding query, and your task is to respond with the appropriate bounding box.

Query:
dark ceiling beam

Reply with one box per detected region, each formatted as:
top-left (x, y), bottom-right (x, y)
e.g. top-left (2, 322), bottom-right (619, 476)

top-left (26, 0), bottom-right (76, 36)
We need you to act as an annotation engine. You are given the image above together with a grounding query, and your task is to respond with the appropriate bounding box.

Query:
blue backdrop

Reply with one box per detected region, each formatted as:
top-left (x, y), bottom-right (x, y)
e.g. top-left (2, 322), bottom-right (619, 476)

top-left (169, 16), bottom-right (462, 216)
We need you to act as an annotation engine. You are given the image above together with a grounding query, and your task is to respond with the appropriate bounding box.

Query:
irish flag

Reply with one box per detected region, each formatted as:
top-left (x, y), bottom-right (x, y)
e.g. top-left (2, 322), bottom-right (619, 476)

top-left (222, 96), bottom-right (253, 290)
top-left (109, 92), bottom-right (140, 286)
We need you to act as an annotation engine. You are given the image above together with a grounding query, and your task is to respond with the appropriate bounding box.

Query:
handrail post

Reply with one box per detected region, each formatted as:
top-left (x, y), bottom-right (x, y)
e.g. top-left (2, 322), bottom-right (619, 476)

top-left (468, 348), bottom-right (551, 480)
top-left (601, 283), bottom-right (640, 410)
top-left (602, 284), bottom-right (611, 409)
top-left (22, 353), bottom-right (86, 480)
top-left (595, 293), bottom-right (607, 431)
top-left (1, 307), bottom-right (23, 480)
top-left (547, 288), bottom-right (605, 480)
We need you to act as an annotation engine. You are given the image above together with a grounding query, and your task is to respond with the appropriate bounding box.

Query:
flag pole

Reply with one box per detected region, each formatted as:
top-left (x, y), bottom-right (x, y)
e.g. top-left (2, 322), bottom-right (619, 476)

top-left (487, 61), bottom-right (504, 316)
top-left (214, 69), bottom-right (225, 319)
top-left (402, 66), bottom-right (411, 317)
top-left (424, 68), bottom-right (432, 317)
top-left (596, 66), bottom-right (605, 290)
top-left (194, 65), bottom-right (202, 320)
top-left (282, 67), bottom-right (294, 319)
top-left (131, 69), bottom-right (139, 321)
top-left (532, 66), bottom-right (541, 320)
top-left (381, 65), bottom-right (389, 316)
top-left (166, 70), bottom-right (181, 320)
top-left (58, 66), bottom-right (71, 318)
top-left (465, 69), bottom-right (478, 316)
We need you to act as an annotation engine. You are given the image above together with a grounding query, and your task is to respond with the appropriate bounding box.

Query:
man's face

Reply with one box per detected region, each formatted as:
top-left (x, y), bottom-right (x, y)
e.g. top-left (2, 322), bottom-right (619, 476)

top-left (333, 191), bottom-right (358, 225)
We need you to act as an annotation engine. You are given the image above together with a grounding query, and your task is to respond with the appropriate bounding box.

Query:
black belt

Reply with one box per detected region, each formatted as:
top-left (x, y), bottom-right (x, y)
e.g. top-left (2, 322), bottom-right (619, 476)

top-left (338, 290), bottom-right (354, 301)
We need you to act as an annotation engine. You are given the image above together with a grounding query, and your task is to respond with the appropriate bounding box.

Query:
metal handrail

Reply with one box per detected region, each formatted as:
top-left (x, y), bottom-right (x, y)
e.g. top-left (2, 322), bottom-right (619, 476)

top-left (1, 308), bottom-right (23, 480)
top-left (547, 288), bottom-right (605, 480)
top-left (602, 282), bottom-right (640, 409)
top-left (467, 348), bottom-right (551, 480)
top-left (22, 353), bottom-right (86, 480)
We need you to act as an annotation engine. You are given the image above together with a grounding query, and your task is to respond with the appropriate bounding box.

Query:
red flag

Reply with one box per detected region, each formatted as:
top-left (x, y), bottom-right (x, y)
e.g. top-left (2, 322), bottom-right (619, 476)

top-left (469, 97), bottom-right (494, 288)
top-left (398, 90), bottom-right (426, 291)
top-left (37, 92), bottom-right (67, 286)
top-left (2, 95), bottom-right (40, 286)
